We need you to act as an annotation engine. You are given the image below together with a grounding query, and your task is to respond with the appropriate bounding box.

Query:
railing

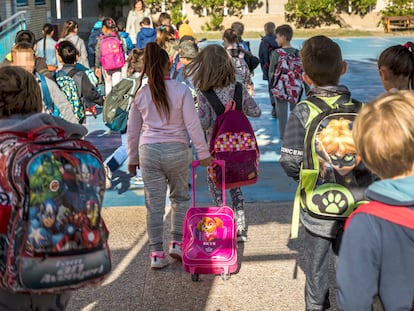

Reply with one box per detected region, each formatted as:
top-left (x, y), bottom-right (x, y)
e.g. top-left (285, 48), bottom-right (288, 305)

top-left (0, 11), bottom-right (27, 61)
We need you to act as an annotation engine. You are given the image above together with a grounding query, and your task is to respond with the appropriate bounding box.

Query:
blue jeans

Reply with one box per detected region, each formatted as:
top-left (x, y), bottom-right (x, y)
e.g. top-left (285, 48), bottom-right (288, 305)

top-left (139, 142), bottom-right (191, 253)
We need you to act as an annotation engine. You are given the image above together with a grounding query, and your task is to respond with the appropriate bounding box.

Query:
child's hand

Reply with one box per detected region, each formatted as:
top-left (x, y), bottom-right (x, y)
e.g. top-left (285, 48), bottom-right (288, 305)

top-left (199, 156), bottom-right (213, 167)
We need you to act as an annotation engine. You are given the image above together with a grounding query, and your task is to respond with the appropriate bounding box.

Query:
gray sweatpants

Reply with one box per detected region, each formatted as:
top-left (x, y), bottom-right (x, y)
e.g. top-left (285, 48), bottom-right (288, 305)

top-left (139, 142), bottom-right (191, 253)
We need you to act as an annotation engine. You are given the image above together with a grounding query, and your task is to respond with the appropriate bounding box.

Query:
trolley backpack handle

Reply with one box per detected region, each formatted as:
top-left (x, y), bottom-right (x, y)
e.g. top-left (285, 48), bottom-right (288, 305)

top-left (192, 160), bottom-right (226, 208)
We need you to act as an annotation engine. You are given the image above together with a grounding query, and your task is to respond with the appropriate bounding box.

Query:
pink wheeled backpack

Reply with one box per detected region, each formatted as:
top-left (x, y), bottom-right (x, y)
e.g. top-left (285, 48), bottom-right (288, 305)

top-left (182, 160), bottom-right (238, 281)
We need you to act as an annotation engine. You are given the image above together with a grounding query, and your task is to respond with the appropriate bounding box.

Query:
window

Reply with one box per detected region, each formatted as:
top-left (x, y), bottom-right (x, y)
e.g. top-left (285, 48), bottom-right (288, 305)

top-left (35, 0), bottom-right (46, 4)
top-left (16, 0), bottom-right (28, 6)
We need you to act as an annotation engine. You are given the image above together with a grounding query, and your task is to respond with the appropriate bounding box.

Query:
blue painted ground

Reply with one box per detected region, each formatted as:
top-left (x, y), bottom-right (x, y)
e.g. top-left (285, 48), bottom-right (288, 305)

top-left (85, 36), bottom-right (414, 207)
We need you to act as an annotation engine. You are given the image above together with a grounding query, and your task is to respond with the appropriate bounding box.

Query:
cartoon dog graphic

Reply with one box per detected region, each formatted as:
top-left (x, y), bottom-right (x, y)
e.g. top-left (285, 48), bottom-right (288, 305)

top-left (197, 217), bottom-right (224, 242)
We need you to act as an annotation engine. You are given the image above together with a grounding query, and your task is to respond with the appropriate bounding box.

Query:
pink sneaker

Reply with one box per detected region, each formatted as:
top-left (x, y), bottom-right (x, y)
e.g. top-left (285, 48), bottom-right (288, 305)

top-left (150, 251), bottom-right (168, 269)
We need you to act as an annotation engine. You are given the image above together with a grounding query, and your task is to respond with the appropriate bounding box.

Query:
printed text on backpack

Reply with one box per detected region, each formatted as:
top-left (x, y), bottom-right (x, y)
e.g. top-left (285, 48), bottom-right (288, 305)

top-left (203, 83), bottom-right (259, 189)
top-left (55, 69), bottom-right (85, 124)
top-left (100, 34), bottom-right (125, 71)
top-left (271, 48), bottom-right (303, 105)
top-left (0, 126), bottom-right (111, 293)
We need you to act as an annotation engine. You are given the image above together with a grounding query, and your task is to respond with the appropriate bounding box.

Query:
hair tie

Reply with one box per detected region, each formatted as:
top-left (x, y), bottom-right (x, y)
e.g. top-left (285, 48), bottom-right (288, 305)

top-left (404, 42), bottom-right (412, 52)
top-left (160, 25), bottom-right (165, 31)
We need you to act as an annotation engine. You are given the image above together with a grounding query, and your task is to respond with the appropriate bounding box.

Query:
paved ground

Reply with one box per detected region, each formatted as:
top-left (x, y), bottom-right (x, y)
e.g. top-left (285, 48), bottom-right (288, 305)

top-left (65, 38), bottom-right (393, 310)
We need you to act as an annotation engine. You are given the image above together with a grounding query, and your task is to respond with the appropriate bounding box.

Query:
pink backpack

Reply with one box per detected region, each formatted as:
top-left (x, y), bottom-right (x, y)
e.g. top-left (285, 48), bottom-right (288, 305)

top-left (203, 83), bottom-right (259, 189)
top-left (99, 33), bottom-right (125, 71)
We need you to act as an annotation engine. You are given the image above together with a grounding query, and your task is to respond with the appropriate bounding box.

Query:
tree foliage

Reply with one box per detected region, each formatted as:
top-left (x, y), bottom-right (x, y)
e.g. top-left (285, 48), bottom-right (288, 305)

top-left (285, 0), bottom-right (376, 28)
top-left (381, 0), bottom-right (414, 16)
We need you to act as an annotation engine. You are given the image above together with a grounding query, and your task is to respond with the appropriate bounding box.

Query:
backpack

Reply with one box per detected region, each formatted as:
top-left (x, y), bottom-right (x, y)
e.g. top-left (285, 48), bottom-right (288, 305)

top-left (244, 52), bottom-right (260, 72)
top-left (290, 95), bottom-right (373, 238)
top-left (203, 82), bottom-right (259, 189)
top-left (0, 126), bottom-right (112, 293)
top-left (99, 34), bottom-right (125, 71)
top-left (345, 201), bottom-right (414, 230)
top-left (55, 69), bottom-right (85, 124)
top-left (103, 76), bottom-right (141, 133)
top-left (270, 48), bottom-right (304, 105)
top-left (38, 73), bottom-right (61, 118)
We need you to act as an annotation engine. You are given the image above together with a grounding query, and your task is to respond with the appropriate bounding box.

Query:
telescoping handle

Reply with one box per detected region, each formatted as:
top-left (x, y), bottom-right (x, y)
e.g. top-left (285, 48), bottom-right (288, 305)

top-left (191, 159), bottom-right (226, 208)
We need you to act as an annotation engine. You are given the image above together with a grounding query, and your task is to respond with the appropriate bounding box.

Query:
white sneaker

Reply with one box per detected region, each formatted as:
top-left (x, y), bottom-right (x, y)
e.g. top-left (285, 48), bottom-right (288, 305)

top-left (168, 241), bottom-right (182, 260)
top-left (150, 251), bottom-right (168, 269)
top-left (104, 165), bottom-right (112, 189)
top-left (133, 176), bottom-right (144, 185)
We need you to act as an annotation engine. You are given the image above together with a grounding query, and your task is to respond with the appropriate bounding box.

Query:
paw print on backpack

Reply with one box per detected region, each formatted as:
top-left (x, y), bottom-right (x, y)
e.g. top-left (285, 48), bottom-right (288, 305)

top-left (310, 184), bottom-right (355, 216)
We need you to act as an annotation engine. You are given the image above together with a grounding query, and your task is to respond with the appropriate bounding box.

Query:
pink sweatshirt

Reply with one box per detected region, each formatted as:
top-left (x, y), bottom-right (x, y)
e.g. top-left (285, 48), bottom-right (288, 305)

top-left (127, 79), bottom-right (210, 165)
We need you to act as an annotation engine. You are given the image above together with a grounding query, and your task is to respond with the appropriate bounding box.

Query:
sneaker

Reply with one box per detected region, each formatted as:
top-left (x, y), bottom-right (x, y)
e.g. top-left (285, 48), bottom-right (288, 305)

top-left (104, 165), bottom-right (112, 189)
top-left (169, 241), bottom-right (182, 260)
top-left (150, 251), bottom-right (168, 269)
top-left (237, 229), bottom-right (248, 242)
top-left (271, 106), bottom-right (277, 118)
top-left (133, 176), bottom-right (144, 185)
top-left (85, 108), bottom-right (93, 116)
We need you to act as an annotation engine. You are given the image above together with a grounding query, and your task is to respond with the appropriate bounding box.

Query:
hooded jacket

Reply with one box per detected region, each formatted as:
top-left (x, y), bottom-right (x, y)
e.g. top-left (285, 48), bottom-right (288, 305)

top-left (337, 176), bottom-right (414, 311)
top-left (136, 27), bottom-right (156, 49)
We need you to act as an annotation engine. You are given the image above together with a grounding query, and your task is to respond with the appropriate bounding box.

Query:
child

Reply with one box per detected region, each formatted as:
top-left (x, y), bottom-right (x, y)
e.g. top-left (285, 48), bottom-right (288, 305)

top-left (117, 19), bottom-right (134, 55)
top-left (59, 20), bottom-right (89, 69)
top-left (36, 23), bottom-right (58, 76)
top-left (258, 22), bottom-right (279, 118)
top-left (280, 35), bottom-right (374, 310)
top-left (126, 43), bottom-right (212, 269)
top-left (0, 65), bottom-right (87, 310)
top-left (105, 48), bottom-right (145, 185)
top-left (155, 24), bottom-right (177, 61)
top-left (222, 28), bottom-right (254, 96)
top-left (136, 17), bottom-right (156, 49)
top-left (231, 21), bottom-right (250, 52)
top-left (56, 40), bottom-right (103, 120)
top-left (268, 24), bottom-right (302, 139)
top-left (11, 42), bottom-right (78, 124)
top-left (337, 91), bottom-right (414, 310)
top-left (95, 17), bottom-right (125, 96)
top-left (377, 41), bottom-right (414, 91)
top-left (186, 44), bottom-right (261, 242)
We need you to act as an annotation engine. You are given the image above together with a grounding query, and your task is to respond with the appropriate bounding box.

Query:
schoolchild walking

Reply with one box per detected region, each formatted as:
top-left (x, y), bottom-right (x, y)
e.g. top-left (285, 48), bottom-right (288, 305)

top-left (222, 28), bottom-right (254, 96)
top-left (95, 17), bottom-right (125, 96)
top-left (136, 17), bottom-right (156, 49)
top-left (337, 91), bottom-right (414, 311)
top-left (56, 40), bottom-right (103, 121)
top-left (269, 24), bottom-right (303, 140)
top-left (280, 35), bottom-right (374, 310)
top-left (59, 20), bottom-right (89, 68)
top-left (11, 42), bottom-right (78, 124)
top-left (36, 23), bottom-right (58, 76)
top-left (377, 41), bottom-right (414, 91)
top-left (186, 44), bottom-right (261, 242)
top-left (0, 65), bottom-right (88, 311)
top-left (258, 22), bottom-right (279, 118)
top-left (127, 43), bottom-right (212, 269)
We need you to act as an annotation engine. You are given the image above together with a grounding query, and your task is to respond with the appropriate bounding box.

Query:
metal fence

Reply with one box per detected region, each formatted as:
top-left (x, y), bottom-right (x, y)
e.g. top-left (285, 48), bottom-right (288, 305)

top-left (0, 11), bottom-right (26, 61)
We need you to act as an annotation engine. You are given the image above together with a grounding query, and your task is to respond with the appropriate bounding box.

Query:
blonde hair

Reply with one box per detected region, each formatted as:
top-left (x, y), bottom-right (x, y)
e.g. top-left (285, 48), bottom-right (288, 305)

top-left (0, 66), bottom-right (42, 118)
top-left (185, 44), bottom-right (235, 91)
top-left (353, 90), bottom-right (414, 179)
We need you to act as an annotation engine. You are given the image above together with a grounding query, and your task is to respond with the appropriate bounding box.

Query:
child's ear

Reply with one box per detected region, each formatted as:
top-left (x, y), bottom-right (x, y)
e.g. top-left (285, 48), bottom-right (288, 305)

top-left (302, 72), bottom-right (313, 86)
top-left (341, 61), bottom-right (347, 76)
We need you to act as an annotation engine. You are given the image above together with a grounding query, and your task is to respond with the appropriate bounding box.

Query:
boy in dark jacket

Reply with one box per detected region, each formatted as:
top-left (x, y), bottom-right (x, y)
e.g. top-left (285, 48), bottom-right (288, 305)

top-left (136, 17), bottom-right (156, 49)
top-left (280, 35), bottom-right (374, 310)
top-left (258, 22), bottom-right (278, 118)
top-left (337, 91), bottom-right (414, 311)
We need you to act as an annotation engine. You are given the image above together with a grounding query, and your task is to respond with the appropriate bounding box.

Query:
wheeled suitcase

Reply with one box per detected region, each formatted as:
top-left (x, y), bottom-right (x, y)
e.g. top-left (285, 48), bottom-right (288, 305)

top-left (182, 160), bottom-right (238, 281)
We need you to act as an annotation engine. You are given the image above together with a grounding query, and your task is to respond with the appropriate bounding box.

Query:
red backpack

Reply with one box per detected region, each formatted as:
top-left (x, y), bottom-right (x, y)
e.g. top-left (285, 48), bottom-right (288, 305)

top-left (202, 82), bottom-right (259, 189)
top-left (99, 33), bottom-right (125, 71)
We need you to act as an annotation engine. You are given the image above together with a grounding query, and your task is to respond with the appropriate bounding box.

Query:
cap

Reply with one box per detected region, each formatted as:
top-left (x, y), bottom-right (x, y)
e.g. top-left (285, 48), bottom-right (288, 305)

top-left (15, 30), bottom-right (36, 47)
top-left (179, 40), bottom-right (199, 59)
top-left (178, 23), bottom-right (194, 39)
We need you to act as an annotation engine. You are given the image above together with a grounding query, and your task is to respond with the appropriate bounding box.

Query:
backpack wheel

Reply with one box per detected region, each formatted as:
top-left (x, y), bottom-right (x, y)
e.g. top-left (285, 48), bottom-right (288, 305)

top-left (191, 274), bottom-right (199, 282)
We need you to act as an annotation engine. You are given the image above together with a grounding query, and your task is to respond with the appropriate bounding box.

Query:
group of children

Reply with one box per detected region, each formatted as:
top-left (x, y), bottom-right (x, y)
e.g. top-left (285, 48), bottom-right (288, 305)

top-left (3, 9), bottom-right (414, 309)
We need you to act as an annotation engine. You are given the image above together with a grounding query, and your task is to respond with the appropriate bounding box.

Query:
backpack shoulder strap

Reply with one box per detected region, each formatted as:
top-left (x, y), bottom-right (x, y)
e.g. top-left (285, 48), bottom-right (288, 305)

top-left (202, 89), bottom-right (225, 116)
top-left (345, 201), bottom-right (414, 230)
top-left (234, 82), bottom-right (243, 111)
top-left (66, 68), bottom-right (79, 78)
top-left (37, 73), bottom-right (53, 111)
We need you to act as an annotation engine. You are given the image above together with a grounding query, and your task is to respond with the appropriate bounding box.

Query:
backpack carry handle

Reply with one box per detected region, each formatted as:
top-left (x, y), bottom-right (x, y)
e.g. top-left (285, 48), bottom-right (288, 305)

top-left (192, 160), bottom-right (226, 207)
top-left (27, 125), bottom-right (66, 140)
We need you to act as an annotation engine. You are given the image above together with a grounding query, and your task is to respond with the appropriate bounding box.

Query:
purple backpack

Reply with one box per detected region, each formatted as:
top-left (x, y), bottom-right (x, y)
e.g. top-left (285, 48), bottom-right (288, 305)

top-left (203, 82), bottom-right (259, 189)
top-left (99, 33), bottom-right (125, 71)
